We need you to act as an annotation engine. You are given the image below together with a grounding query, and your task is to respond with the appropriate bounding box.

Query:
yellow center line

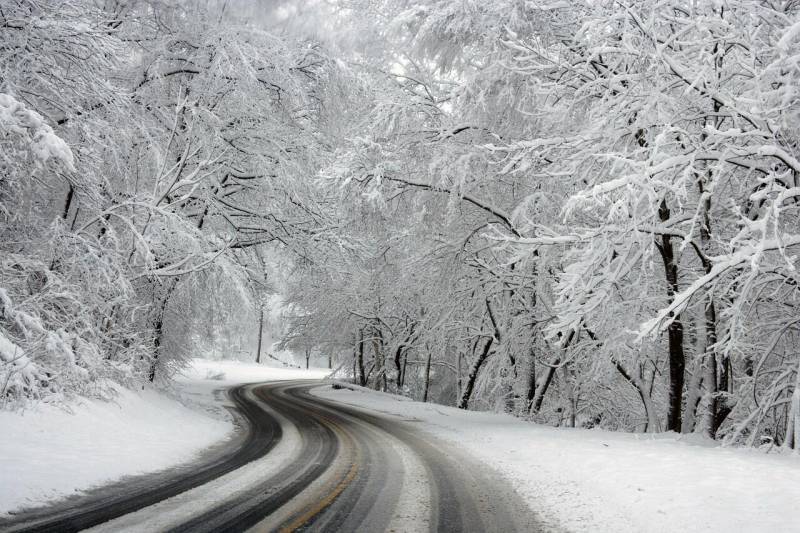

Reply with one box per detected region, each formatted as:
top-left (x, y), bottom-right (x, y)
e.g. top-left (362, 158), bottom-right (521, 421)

top-left (280, 415), bottom-right (360, 533)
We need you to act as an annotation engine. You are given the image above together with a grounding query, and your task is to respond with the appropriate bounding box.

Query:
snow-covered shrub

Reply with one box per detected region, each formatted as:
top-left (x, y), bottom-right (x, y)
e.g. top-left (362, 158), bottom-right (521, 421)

top-left (0, 243), bottom-right (151, 405)
top-left (0, 92), bottom-right (76, 222)
top-left (0, 93), bottom-right (74, 169)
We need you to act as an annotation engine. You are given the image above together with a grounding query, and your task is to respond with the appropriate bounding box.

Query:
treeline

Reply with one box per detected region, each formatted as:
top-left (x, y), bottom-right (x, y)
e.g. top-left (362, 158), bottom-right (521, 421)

top-left (0, 0), bottom-right (336, 403)
top-left (282, 0), bottom-right (800, 448)
top-left (3, 0), bottom-right (799, 449)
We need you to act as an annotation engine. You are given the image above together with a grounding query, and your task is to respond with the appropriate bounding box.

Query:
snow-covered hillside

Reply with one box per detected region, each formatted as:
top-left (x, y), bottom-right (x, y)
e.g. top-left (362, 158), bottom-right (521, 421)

top-left (0, 359), bottom-right (329, 516)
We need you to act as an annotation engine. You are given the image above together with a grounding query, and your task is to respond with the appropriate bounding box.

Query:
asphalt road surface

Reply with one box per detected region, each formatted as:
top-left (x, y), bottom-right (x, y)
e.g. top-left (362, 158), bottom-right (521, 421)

top-left (1, 381), bottom-right (540, 533)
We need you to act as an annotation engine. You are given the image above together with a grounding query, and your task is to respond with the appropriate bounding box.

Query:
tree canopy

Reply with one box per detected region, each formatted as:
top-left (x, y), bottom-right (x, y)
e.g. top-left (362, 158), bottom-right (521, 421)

top-left (2, 0), bottom-right (799, 449)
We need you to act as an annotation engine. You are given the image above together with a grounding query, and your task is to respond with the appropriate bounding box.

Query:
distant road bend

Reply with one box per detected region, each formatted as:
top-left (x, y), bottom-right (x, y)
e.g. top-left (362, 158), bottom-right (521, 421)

top-left (1, 381), bottom-right (539, 533)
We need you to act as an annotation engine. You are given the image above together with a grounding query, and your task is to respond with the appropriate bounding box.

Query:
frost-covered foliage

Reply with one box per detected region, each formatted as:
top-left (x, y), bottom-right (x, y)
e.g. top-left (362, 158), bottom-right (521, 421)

top-left (0, 89), bottom-right (145, 402)
top-left (5, 0), bottom-right (798, 449)
top-left (0, 0), bottom-right (341, 405)
top-left (0, 250), bottom-right (143, 404)
top-left (0, 93), bottom-right (74, 172)
top-left (278, 0), bottom-right (800, 449)
top-left (0, 90), bottom-right (132, 403)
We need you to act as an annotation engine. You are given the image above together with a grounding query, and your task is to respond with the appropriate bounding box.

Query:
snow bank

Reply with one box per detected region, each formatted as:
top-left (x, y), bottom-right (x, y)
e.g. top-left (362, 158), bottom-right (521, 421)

top-left (0, 384), bottom-right (231, 516)
top-left (314, 384), bottom-right (800, 533)
top-left (178, 358), bottom-right (331, 385)
top-left (0, 358), bottom-right (329, 516)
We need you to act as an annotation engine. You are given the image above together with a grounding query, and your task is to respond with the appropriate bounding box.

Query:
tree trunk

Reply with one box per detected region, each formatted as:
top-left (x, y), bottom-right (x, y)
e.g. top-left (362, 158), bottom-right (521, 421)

top-left (531, 331), bottom-right (575, 415)
top-left (695, 78), bottom-right (729, 437)
top-left (255, 307), bottom-right (264, 364)
top-left (530, 359), bottom-right (558, 414)
top-left (149, 313), bottom-right (165, 382)
top-left (658, 199), bottom-right (686, 432)
top-left (697, 172), bottom-right (729, 436)
top-left (356, 329), bottom-right (366, 387)
top-left (146, 169), bottom-right (215, 382)
top-left (394, 323), bottom-right (415, 391)
top-left (614, 359), bottom-right (660, 433)
top-left (371, 326), bottom-right (386, 391)
top-left (525, 345), bottom-right (537, 408)
top-left (148, 283), bottom-right (176, 382)
top-left (560, 365), bottom-right (576, 427)
top-left (62, 183), bottom-right (74, 221)
top-left (400, 350), bottom-right (409, 388)
top-left (459, 299), bottom-right (502, 410)
top-left (682, 353), bottom-right (705, 434)
top-left (458, 336), bottom-right (494, 409)
top-left (422, 348), bottom-right (432, 403)
top-left (505, 369), bottom-right (517, 414)
top-left (305, 347), bottom-right (310, 369)
top-left (394, 345), bottom-right (404, 391)
top-left (785, 363), bottom-right (800, 450)
top-left (456, 349), bottom-right (463, 402)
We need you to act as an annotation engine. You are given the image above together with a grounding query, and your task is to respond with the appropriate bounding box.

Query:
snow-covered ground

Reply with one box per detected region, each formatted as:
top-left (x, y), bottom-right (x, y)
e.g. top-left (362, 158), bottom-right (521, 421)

top-left (0, 358), bottom-right (330, 516)
top-left (314, 384), bottom-right (800, 533)
top-left (6, 358), bottom-right (795, 532)
top-left (180, 357), bottom-right (330, 385)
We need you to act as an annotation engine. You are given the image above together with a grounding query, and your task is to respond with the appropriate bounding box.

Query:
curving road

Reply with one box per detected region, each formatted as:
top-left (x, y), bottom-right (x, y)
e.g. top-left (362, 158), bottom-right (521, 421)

top-left (1, 381), bottom-right (539, 533)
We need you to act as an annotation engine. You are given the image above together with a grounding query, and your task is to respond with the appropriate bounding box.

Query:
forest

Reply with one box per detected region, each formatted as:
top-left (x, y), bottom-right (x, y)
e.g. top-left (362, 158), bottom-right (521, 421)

top-left (1, 0), bottom-right (799, 449)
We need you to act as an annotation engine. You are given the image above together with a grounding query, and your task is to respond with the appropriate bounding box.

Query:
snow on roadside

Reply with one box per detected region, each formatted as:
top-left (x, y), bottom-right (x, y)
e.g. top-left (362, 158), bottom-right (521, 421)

top-left (179, 358), bottom-right (330, 386)
top-left (0, 384), bottom-right (231, 516)
top-left (313, 384), bottom-right (800, 533)
top-left (0, 358), bottom-right (329, 516)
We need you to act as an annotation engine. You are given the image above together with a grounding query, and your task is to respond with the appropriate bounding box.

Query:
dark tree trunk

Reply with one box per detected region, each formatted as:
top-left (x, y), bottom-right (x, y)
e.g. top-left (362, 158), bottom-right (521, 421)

top-left (394, 324), bottom-right (417, 390)
top-left (148, 302), bottom-right (168, 382)
top-left (525, 345), bottom-right (537, 407)
top-left (422, 349), bottom-right (432, 402)
top-left (356, 329), bottom-right (366, 387)
top-left (400, 349), bottom-right (409, 388)
top-left (715, 355), bottom-right (733, 432)
top-left (657, 199), bottom-right (686, 432)
top-left (459, 299), bottom-right (502, 409)
top-left (458, 336), bottom-right (494, 409)
top-left (531, 358), bottom-right (558, 414)
top-left (148, 279), bottom-right (178, 382)
top-left (531, 331), bottom-right (575, 414)
top-left (62, 183), bottom-right (74, 220)
top-left (255, 307), bottom-right (264, 363)
top-left (705, 50), bottom-right (732, 436)
top-left (371, 326), bottom-right (386, 391)
top-left (456, 350), bottom-right (463, 400)
top-left (505, 342), bottom-right (519, 413)
top-left (394, 345), bottom-right (404, 390)
top-left (149, 315), bottom-right (164, 382)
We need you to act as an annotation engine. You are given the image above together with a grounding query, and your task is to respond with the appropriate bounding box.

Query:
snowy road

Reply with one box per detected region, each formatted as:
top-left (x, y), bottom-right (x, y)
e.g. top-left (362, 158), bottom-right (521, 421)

top-left (2, 381), bottom-right (539, 533)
